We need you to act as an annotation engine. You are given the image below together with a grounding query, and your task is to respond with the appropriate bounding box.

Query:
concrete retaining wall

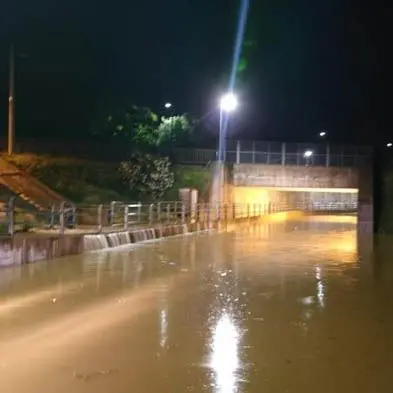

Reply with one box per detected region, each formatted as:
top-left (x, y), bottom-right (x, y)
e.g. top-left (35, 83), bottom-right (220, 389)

top-left (0, 213), bottom-right (303, 267)
top-left (0, 221), bottom-right (228, 267)
top-left (234, 164), bottom-right (358, 189)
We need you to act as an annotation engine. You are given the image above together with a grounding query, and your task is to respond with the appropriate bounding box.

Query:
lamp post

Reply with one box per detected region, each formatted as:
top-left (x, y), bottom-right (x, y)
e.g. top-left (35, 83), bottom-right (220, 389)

top-left (8, 45), bottom-right (15, 155)
top-left (164, 102), bottom-right (174, 143)
top-left (304, 150), bottom-right (313, 166)
top-left (216, 92), bottom-right (238, 204)
top-left (218, 92), bottom-right (238, 163)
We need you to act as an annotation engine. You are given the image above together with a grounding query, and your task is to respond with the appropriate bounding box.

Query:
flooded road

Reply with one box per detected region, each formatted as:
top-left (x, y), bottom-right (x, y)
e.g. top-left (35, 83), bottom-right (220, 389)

top-left (1, 215), bottom-right (393, 392)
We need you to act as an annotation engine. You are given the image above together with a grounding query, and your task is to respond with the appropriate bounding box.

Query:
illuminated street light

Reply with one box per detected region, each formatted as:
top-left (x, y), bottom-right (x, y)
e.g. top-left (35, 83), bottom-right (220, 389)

top-left (387, 142), bottom-right (392, 148)
top-left (216, 92), bottom-right (238, 205)
top-left (219, 92), bottom-right (238, 113)
top-left (164, 102), bottom-right (174, 142)
top-left (217, 92), bottom-right (238, 164)
top-left (304, 150), bottom-right (313, 158)
top-left (319, 131), bottom-right (326, 137)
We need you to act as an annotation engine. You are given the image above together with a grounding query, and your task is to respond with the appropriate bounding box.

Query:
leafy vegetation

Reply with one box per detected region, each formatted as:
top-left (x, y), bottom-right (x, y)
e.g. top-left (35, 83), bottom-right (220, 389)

top-left (2, 154), bottom-right (212, 205)
top-left (5, 155), bottom-right (129, 204)
top-left (0, 104), bottom-right (209, 207)
top-left (119, 153), bottom-right (174, 200)
top-left (92, 105), bottom-right (194, 149)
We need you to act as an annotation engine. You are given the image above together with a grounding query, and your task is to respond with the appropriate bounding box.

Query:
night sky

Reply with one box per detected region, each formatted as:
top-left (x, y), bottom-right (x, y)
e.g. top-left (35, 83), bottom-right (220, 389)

top-left (0, 0), bottom-right (391, 145)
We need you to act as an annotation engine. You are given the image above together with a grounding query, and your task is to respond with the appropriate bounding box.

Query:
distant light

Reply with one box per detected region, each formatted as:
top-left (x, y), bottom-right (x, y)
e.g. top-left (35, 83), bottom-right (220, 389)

top-left (387, 143), bottom-right (392, 148)
top-left (220, 93), bottom-right (238, 112)
top-left (164, 102), bottom-right (172, 109)
top-left (304, 150), bottom-right (313, 158)
top-left (319, 131), bottom-right (326, 137)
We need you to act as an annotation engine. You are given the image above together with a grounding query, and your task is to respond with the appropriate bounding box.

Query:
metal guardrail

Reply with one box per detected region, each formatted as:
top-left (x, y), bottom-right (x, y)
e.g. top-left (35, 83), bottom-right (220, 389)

top-left (174, 142), bottom-right (371, 168)
top-left (0, 197), bottom-right (359, 236)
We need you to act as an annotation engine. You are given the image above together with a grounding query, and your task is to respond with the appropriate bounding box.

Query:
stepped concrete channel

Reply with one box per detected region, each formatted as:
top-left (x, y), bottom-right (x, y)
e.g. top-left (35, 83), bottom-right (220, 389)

top-left (0, 211), bottom-right (302, 267)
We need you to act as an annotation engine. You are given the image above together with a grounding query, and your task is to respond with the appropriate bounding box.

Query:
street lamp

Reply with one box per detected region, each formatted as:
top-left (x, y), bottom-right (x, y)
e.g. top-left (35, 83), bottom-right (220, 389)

top-left (218, 92), bottom-right (238, 163)
top-left (220, 93), bottom-right (238, 113)
top-left (215, 92), bottom-right (238, 205)
top-left (319, 131), bottom-right (326, 137)
top-left (163, 102), bottom-right (174, 142)
top-left (303, 150), bottom-right (313, 167)
top-left (387, 143), bottom-right (392, 148)
top-left (8, 45), bottom-right (15, 155)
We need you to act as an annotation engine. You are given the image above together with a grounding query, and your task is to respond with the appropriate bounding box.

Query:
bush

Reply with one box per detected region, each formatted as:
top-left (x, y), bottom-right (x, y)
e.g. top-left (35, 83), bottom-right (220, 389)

top-left (119, 154), bottom-right (174, 200)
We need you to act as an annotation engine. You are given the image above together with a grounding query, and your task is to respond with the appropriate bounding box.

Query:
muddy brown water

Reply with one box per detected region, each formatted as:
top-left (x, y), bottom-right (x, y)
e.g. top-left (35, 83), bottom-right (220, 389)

top-left (1, 215), bottom-right (393, 393)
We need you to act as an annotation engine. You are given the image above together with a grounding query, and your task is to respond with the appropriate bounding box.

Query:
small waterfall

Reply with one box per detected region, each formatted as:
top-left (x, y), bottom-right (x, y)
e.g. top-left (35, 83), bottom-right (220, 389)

top-left (1, 244), bottom-right (23, 266)
top-left (148, 229), bottom-right (156, 239)
top-left (141, 230), bottom-right (148, 241)
top-left (132, 230), bottom-right (148, 242)
top-left (27, 245), bottom-right (47, 263)
top-left (84, 234), bottom-right (110, 251)
top-left (81, 222), bottom-right (205, 254)
top-left (107, 231), bottom-right (131, 247)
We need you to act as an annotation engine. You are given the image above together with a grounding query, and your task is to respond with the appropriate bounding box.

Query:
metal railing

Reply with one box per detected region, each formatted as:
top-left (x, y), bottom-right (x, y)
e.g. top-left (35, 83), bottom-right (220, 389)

top-left (0, 197), bottom-right (359, 236)
top-left (174, 141), bottom-right (372, 168)
top-left (1, 198), bottom-right (302, 236)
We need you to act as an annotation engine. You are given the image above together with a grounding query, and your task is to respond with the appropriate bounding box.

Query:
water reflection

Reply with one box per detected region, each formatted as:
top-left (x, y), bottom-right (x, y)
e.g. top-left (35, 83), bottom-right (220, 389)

top-left (207, 234), bottom-right (244, 393)
top-left (4, 217), bottom-right (393, 393)
top-left (315, 266), bottom-right (325, 308)
top-left (209, 312), bottom-right (241, 393)
top-left (159, 306), bottom-right (168, 348)
top-left (158, 286), bottom-right (169, 350)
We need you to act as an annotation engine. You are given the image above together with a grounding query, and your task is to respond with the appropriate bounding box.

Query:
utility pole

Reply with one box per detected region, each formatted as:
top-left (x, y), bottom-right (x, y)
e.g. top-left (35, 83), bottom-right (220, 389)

top-left (8, 44), bottom-right (15, 155)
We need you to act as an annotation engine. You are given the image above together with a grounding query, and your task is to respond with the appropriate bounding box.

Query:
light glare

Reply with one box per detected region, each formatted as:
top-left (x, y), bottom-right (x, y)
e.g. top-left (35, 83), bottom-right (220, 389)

top-left (304, 150), bottom-right (313, 158)
top-left (220, 93), bottom-right (238, 112)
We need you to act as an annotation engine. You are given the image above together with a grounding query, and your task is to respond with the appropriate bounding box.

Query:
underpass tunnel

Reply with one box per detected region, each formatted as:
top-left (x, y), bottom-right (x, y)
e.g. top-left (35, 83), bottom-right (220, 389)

top-left (233, 186), bottom-right (359, 215)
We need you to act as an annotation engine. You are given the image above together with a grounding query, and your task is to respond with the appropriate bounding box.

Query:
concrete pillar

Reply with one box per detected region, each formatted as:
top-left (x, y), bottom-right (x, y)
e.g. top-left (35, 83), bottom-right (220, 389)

top-left (326, 143), bottom-right (330, 167)
top-left (281, 142), bottom-right (286, 166)
top-left (236, 140), bottom-right (240, 164)
top-left (357, 155), bottom-right (374, 234)
top-left (210, 162), bottom-right (225, 205)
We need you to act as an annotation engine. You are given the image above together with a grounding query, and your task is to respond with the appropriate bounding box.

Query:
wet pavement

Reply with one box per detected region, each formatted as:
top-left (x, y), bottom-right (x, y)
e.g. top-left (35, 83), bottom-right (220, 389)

top-left (1, 215), bottom-right (393, 392)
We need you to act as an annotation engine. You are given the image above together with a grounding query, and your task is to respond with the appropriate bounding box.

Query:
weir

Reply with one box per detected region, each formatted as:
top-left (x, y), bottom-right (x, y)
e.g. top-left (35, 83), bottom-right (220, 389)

top-left (0, 208), bottom-right (302, 267)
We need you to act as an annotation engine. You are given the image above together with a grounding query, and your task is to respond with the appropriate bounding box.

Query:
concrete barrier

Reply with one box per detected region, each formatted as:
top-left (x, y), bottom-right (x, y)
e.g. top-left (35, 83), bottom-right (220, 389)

top-left (0, 212), bottom-right (305, 267)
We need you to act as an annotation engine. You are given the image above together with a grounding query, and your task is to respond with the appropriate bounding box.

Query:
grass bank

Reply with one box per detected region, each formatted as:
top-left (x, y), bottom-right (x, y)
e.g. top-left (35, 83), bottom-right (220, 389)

top-left (2, 154), bottom-right (212, 204)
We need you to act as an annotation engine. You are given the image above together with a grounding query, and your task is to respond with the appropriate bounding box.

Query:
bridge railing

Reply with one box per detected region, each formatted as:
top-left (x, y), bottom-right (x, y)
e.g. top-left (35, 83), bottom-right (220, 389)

top-left (174, 142), bottom-right (371, 168)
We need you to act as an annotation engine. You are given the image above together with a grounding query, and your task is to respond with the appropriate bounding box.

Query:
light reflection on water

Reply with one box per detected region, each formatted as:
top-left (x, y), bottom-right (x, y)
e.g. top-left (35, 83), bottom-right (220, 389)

top-left (315, 266), bottom-right (325, 308)
top-left (209, 312), bottom-right (241, 393)
top-left (2, 216), bottom-right (393, 393)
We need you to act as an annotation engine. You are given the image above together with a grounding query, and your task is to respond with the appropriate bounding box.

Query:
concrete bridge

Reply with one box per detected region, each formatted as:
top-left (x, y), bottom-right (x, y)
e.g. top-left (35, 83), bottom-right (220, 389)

top-left (175, 140), bottom-right (373, 231)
